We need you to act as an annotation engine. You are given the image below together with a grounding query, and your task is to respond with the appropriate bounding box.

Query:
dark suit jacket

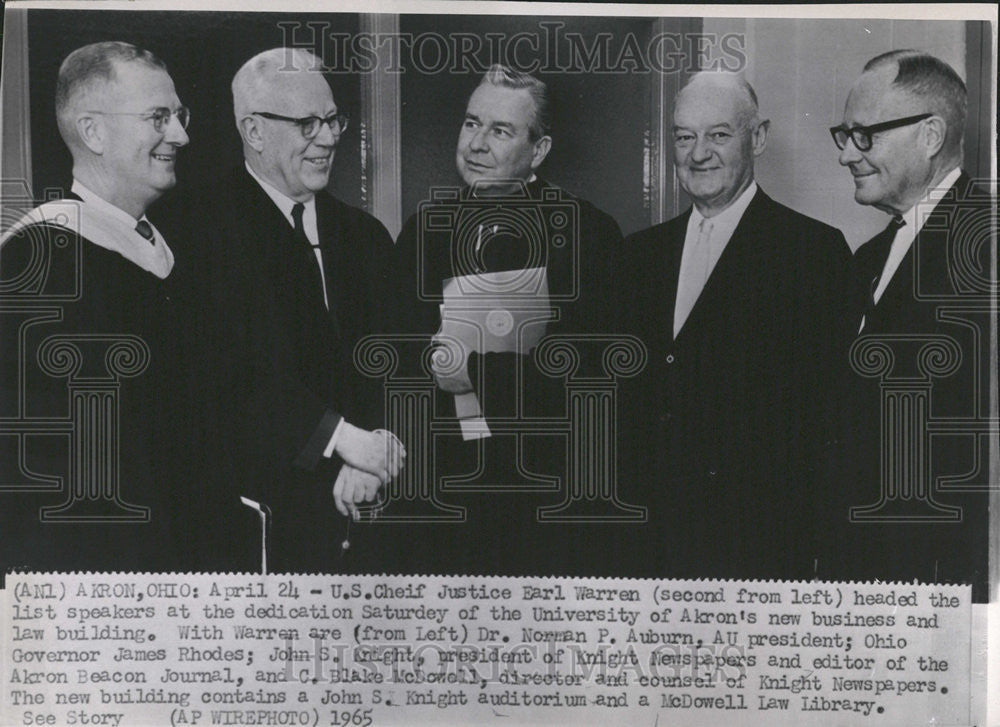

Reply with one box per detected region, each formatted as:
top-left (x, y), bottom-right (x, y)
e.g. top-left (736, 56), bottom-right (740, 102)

top-left (159, 168), bottom-right (395, 573)
top-left (0, 201), bottom-right (198, 577)
top-left (829, 171), bottom-right (992, 600)
top-left (618, 186), bottom-right (853, 580)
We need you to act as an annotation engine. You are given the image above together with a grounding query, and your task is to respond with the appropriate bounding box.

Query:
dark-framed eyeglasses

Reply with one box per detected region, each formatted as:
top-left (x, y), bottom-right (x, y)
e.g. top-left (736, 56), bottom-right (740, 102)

top-left (252, 111), bottom-right (349, 139)
top-left (829, 113), bottom-right (932, 152)
top-left (87, 106), bottom-right (191, 133)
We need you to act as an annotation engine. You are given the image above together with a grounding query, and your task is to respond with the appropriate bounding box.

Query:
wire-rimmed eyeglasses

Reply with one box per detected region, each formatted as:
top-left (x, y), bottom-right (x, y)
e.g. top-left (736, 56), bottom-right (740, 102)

top-left (87, 106), bottom-right (191, 133)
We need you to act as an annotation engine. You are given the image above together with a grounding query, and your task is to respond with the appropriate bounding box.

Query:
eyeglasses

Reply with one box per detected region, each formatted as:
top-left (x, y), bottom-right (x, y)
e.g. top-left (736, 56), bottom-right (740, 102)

top-left (829, 113), bottom-right (932, 152)
top-left (252, 111), bottom-right (350, 139)
top-left (87, 107), bottom-right (191, 132)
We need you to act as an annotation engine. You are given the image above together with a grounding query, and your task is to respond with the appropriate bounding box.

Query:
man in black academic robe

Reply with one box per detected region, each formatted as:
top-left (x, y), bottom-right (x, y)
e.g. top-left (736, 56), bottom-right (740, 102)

top-left (0, 41), bottom-right (197, 576)
top-left (378, 65), bottom-right (637, 577)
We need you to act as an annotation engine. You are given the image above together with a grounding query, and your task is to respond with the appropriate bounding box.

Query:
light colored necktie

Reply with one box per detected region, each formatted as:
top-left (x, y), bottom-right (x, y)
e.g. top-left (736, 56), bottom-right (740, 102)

top-left (673, 218), bottom-right (713, 337)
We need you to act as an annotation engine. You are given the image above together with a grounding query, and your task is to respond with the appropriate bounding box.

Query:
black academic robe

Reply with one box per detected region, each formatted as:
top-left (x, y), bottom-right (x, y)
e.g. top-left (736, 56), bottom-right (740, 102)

top-left (159, 168), bottom-right (396, 574)
top-left (0, 209), bottom-right (199, 577)
top-left (617, 187), bottom-right (853, 581)
top-left (368, 178), bottom-right (633, 577)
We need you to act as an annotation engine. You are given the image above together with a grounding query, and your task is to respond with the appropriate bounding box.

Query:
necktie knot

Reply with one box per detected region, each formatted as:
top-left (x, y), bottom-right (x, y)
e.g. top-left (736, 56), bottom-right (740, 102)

top-left (889, 215), bottom-right (906, 231)
top-left (135, 219), bottom-right (155, 244)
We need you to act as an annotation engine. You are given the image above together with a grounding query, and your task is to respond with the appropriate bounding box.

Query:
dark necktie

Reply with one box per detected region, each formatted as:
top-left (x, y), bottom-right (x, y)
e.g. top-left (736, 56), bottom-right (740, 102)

top-left (862, 215), bottom-right (906, 326)
top-left (135, 219), bottom-right (155, 245)
top-left (291, 203), bottom-right (340, 337)
top-left (291, 202), bottom-right (325, 303)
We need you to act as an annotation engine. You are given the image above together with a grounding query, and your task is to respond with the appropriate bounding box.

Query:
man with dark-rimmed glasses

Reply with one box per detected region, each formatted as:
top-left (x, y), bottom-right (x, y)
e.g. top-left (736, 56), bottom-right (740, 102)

top-left (162, 47), bottom-right (402, 572)
top-left (826, 50), bottom-right (991, 601)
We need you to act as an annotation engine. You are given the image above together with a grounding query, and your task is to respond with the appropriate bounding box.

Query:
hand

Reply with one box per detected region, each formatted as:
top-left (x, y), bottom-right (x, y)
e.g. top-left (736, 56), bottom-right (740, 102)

top-left (334, 422), bottom-right (406, 484)
top-left (332, 464), bottom-right (383, 519)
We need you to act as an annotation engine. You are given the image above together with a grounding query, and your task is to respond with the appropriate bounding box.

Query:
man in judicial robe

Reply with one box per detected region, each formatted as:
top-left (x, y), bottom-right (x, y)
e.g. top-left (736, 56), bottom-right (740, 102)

top-left (162, 48), bottom-right (403, 573)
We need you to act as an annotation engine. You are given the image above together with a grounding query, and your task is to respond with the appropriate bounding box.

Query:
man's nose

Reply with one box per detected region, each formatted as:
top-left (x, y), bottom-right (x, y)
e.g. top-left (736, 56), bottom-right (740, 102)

top-left (690, 135), bottom-right (712, 162)
top-left (312, 118), bottom-right (339, 147)
top-left (469, 127), bottom-right (490, 152)
top-left (165, 113), bottom-right (189, 146)
top-left (838, 136), bottom-right (862, 166)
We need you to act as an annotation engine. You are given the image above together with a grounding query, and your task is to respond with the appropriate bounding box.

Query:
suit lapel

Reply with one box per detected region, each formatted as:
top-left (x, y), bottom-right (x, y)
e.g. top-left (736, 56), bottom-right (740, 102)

top-left (661, 211), bottom-right (688, 342)
top-left (235, 169), bottom-right (331, 319)
top-left (867, 171), bottom-right (971, 331)
top-left (314, 193), bottom-right (343, 339)
top-left (674, 189), bottom-right (767, 342)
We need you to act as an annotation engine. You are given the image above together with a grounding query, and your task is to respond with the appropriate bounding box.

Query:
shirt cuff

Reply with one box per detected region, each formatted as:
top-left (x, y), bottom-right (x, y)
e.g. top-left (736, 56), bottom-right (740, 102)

top-left (322, 417), bottom-right (347, 459)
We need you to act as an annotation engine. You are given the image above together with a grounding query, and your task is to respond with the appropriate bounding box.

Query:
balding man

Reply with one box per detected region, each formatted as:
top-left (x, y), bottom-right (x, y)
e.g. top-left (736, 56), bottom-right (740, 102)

top-left (620, 72), bottom-right (852, 580)
top-left (165, 48), bottom-right (402, 572)
top-left (835, 50), bottom-right (983, 335)
top-left (829, 51), bottom-right (991, 600)
top-left (0, 41), bottom-right (191, 573)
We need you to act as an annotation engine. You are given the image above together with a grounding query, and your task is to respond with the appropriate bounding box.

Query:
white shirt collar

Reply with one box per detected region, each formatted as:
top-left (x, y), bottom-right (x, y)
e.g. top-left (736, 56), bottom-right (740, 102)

top-left (69, 179), bottom-right (173, 278)
top-left (898, 166), bottom-right (962, 233)
top-left (245, 160), bottom-right (317, 239)
top-left (685, 181), bottom-right (758, 267)
top-left (72, 179), bottom-right (152, 231)
top-left (869, 167), bottom-right (962, 310)
top-left (689, 180), bottom-right (758, 233)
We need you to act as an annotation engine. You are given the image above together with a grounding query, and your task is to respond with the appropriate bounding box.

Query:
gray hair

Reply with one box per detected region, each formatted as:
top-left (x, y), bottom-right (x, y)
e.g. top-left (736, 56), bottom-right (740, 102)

top-left (231, 48), bottom-right (324, 122)
top-left (55, 41), bottom-right (168, 144)
top-left (677, 71), bottom-right (761, 129)
top-left (863, 50), bottom-right (966, 157)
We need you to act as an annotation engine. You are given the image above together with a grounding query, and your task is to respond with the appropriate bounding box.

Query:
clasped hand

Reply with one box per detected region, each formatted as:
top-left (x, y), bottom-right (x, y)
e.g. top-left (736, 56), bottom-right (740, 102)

top-left (332, 424), bottom-right (405, 518)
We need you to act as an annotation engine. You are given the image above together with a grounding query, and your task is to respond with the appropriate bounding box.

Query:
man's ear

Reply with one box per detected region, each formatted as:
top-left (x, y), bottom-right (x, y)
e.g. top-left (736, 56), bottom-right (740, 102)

top-left (921, 115), bottom-right (947, 158)
top-left (76, 115), bottom-right (104, 155)
top-left (751, 118), bottom-right (770, 158)
top-left (530, 135), bottom-right (552, 170)
top-left (239, 116), bottom-right (265, 152)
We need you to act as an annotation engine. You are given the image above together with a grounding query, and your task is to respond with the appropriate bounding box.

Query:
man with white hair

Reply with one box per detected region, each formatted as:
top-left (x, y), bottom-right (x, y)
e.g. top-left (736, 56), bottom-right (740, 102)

top-left (0, 41), bottom-right (191, 573)
top-left (172, 48), bottom-right (403, 572)
top-left (620, 71), bottom-right (852, 581)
